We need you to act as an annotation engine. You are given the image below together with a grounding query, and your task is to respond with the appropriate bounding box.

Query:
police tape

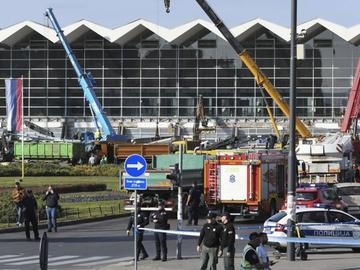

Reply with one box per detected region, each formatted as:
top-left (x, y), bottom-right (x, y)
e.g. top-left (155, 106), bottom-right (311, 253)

top-left (236, 221), bottom-right (360, 231)
top-left (140, 227), bottom-right (248, 240)
top-left (139, 228), bottom-right (360, 246)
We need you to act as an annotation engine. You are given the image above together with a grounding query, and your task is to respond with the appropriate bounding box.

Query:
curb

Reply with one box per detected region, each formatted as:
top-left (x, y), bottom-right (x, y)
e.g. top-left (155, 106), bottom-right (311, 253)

top-left (0, 213), bottom-right (130, 234)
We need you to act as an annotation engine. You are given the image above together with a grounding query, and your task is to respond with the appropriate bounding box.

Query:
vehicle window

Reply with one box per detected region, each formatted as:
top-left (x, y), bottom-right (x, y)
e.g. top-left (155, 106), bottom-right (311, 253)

top-left (296, 192), bottom-right (317, 201)
top-left (337, 186), bottom-right (360, 196)
top-left (268, 211), bottom-right (287, 222)
top-left (328, 211), bottom-right (355, 223)
top-left (298, 211), bottom-right (326, 223)
top-left (322, 189), bottom-right (339, 200)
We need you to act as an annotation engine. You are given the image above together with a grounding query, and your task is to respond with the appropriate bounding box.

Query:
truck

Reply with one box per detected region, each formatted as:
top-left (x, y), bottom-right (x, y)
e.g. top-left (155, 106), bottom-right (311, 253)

top-left (121, 154), bottom-right (205, 212)
top-left (14, 141), bottom-right (86, 162)
top-left (296, 134), bottom-right (353, 183)
top-left (204, 150), bottom-right (288, 219)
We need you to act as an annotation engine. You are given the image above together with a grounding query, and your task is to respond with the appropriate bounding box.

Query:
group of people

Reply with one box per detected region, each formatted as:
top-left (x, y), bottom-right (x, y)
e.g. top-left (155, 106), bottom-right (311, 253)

top-left (126, 203), bottom-right (272, 270)
top-left (126, 201), bottom-right (169, 261)
top-left (11, 181), bottom-right (60, 240)
top-left (197, 212), bottom-right (235, 270)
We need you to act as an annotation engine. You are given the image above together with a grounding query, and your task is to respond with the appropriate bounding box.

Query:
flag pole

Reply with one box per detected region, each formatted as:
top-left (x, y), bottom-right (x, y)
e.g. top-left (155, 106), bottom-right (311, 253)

top-left (21, 76), bottom-right (24, 180)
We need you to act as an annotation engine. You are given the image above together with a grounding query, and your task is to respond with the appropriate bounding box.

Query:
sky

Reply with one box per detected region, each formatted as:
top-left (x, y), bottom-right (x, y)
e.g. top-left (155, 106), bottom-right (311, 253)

top-left (1, 0), bottom-right (360, 29)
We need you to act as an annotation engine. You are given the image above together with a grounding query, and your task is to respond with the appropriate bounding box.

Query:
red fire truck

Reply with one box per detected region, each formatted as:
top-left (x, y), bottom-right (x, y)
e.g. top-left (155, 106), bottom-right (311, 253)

top-left (204, 150), bottom-right (288, 220)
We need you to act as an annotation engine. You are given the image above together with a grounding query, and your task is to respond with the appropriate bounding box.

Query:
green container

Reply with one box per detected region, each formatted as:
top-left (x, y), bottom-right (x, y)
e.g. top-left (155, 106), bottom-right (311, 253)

top-left (152, 154), bottom-right (205, 170)
top-left (14, 141), bottom-right (85, 161)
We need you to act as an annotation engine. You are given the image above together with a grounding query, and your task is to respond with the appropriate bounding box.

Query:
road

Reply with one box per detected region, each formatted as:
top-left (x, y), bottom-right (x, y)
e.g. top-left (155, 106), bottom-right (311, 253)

top-left (2, 217), bottom-right (360, 270)
top-left (0, 216), bottom-right (262, 270)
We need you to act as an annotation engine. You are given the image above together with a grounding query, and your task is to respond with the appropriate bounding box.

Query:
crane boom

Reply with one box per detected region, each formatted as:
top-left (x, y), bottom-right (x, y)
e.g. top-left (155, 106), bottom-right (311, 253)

top-left (45, 8), bottom-right (127, 141)
top-left (341, 57), bottom-right (360, 133)
top-left (195, 0), bottom-right (312, 138)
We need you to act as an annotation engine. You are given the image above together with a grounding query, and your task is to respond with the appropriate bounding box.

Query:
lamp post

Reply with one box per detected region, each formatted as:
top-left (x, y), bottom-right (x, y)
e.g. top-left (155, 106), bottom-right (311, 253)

top-left (287, 0), bottom-right (297, 261)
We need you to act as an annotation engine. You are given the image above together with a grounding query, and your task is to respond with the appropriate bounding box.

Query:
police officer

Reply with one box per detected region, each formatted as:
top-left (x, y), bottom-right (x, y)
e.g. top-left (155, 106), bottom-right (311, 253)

top-left (23, 190), bottom-right (40, 241)
top-left (151, 201), bottom-right (169, 261)
top-left (186, 181), bottom-right (201, 225)
top-left (219, 212), bottom-right (235, 270)
top-left (197, 212), bottom-right (222, 270)
top-left (126, 205), bottom-right (149, 260)
top-left (240, 232), bottom-right (263, 270)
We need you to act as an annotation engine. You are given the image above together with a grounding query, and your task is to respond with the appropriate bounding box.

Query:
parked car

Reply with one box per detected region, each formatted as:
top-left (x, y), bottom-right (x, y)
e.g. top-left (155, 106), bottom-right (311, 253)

top-left (263, 208), bottom-right (360, 252)
top-left (281, 186), bottom-right (347, 211)
top-left (334, 183), bottom-right (360, 217)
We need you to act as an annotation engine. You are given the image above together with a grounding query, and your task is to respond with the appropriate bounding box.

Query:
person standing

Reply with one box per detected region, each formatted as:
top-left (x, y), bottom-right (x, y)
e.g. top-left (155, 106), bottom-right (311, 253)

top-left (256, 233), bottom-right (274, 270)
top-left (219, 212), bottom-right (235, 270)
top-left (151, 201), bottom-right (169, 261)
top-left (23, 190), bottom-right (40, 241)
top-left (186, 181), bottom-right (201, 225)
top-left (88, 154), bottom-right (96, 166)
top-left (11, 180), bottom-right (25, 227)
top-left (197, 212), bottom-right (222, 270)
top-left (240, 232), bottom-right (264, 270)
top-left (126, 205), bottom-right (149, 260)
top-left (43, 186), bottom-right (60, 232)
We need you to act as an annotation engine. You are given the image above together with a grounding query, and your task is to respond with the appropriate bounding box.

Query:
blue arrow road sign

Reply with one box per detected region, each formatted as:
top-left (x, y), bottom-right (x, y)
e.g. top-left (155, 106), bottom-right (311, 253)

top-left (124, 154), bottom-right (147, 177)
top-left (124, 178), bottom-right (147, 190)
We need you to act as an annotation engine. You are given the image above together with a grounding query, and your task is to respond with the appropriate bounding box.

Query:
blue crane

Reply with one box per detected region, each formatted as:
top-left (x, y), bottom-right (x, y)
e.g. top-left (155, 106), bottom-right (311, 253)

top-left (45, 8), bottom-right (127, 142)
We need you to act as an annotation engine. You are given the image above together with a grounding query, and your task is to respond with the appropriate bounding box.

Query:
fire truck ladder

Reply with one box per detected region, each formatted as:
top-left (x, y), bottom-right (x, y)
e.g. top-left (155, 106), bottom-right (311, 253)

top-left (207, 161), bottom-right (219, 204)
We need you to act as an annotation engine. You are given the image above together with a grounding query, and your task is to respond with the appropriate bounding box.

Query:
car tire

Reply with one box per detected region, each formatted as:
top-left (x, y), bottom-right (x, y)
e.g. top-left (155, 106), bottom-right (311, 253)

top-left (275, 247), bottom-right (287, 253)
top-left (352, 248), bottom-right (360, 253)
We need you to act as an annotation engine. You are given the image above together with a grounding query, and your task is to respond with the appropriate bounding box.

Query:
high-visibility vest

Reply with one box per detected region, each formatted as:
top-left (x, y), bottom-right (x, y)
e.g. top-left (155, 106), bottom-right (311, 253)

top-left (94, 131), bottom-right (101, 140)
top-left (240, 244), bottom-right (261, 270)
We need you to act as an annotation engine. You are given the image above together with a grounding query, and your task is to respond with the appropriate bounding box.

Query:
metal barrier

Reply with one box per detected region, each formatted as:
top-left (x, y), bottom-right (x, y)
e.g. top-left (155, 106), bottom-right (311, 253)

top-left (0, 203), bottom-right (123, 228)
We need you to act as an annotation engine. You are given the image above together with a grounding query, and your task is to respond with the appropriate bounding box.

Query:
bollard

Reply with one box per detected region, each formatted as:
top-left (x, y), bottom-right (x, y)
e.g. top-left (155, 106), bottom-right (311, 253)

top-left (39, 232), bottom-right (48, 270)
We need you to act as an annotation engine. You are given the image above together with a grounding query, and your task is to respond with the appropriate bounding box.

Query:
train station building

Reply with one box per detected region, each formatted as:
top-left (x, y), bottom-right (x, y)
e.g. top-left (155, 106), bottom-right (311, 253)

top-left (0, 18), bottom-right (358, 138)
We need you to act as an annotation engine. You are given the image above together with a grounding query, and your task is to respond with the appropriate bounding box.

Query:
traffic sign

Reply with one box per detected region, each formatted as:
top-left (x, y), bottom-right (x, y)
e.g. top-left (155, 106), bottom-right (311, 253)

top-left (124, 154), bottom-right (147, 177)
top-left (124, 177), bottom-right (147, 190)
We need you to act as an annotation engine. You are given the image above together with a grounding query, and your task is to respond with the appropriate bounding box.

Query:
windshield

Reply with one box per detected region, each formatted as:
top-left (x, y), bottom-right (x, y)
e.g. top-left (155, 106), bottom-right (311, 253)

top-left (337, 186), bottom-right (360, 196)
top-left (321, 189), bottom-right (339, 200)
top-left (296, 192), bottom-right (317, 201)
top-left (268, 211), bottom-right (287, 222)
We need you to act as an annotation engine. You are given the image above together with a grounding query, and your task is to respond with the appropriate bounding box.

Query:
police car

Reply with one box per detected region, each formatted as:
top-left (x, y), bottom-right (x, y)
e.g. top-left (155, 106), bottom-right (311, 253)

top-left (263, 208), bottom-right (360, 252)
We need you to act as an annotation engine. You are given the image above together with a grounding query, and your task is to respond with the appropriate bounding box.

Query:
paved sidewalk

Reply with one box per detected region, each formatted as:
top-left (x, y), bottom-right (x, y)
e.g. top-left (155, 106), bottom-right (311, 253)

top-left (99, 250), bottom-right (360, 270)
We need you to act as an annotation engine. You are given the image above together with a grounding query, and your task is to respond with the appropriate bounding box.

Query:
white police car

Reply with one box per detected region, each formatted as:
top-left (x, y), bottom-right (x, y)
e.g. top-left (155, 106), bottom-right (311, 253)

top-left (263, 208), bottom-right (360, 252)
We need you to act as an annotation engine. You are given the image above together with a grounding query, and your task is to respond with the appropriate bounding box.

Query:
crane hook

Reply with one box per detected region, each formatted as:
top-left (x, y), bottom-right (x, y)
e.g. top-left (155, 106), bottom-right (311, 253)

top-left (164, 0), bottom-right (170, 13)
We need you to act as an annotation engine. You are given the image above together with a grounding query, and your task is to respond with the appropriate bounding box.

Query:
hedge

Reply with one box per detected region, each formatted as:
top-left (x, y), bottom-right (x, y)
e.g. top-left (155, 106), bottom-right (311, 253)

top-left (0, 162), bottom-right (120, 177)
top-left (0, 183), bottom-right (107, 195)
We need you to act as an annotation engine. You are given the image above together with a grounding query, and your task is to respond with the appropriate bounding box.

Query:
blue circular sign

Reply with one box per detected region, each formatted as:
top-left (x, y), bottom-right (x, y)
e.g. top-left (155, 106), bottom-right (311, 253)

top-left (124, 154), bottom-right (147, 177)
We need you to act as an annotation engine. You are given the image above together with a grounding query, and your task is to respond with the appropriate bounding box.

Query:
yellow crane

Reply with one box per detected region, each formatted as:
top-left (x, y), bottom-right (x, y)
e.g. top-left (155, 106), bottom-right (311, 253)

top-left (164, 0), bottom-right (312, 138)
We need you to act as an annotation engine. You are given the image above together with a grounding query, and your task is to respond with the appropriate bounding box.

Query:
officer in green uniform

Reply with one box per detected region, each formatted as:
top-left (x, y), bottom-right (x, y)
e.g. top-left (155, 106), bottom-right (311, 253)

top-left (240, 232), bottom-right (264, 270)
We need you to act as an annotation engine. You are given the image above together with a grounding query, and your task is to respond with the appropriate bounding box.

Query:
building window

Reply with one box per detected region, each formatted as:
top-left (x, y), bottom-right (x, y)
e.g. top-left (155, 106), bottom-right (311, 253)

top-left (142, 40), bottom-right (159, 48)
top-left (198, 40), bottom-right (217, 48)
top-left (314, 39), bottom-right (333, 48)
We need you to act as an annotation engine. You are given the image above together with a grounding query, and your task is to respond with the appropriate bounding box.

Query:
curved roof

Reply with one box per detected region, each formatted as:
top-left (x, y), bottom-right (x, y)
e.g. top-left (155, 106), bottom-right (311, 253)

top-left (0, 18), bottom-right (359, 46)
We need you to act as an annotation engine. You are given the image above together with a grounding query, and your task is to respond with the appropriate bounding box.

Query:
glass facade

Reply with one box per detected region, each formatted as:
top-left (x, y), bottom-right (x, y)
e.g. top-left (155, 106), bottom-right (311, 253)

top-left (0, 28), bottom-right (358, 126)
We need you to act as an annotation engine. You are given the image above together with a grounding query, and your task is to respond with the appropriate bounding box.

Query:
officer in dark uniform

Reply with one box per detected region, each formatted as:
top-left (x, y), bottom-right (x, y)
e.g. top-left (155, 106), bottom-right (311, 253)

top-left (219, 212), bottom-right (235, 270)
top-left (197, 212), bottom-right (222, 270)
top-left (151, 201), bottom-right (169, 261)
top-left (126, 205), bottom-right (149, 260)
top-left (186, 181), bottom-right (201, 225)
top-left (23, 190), bottom-right (40, 241)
